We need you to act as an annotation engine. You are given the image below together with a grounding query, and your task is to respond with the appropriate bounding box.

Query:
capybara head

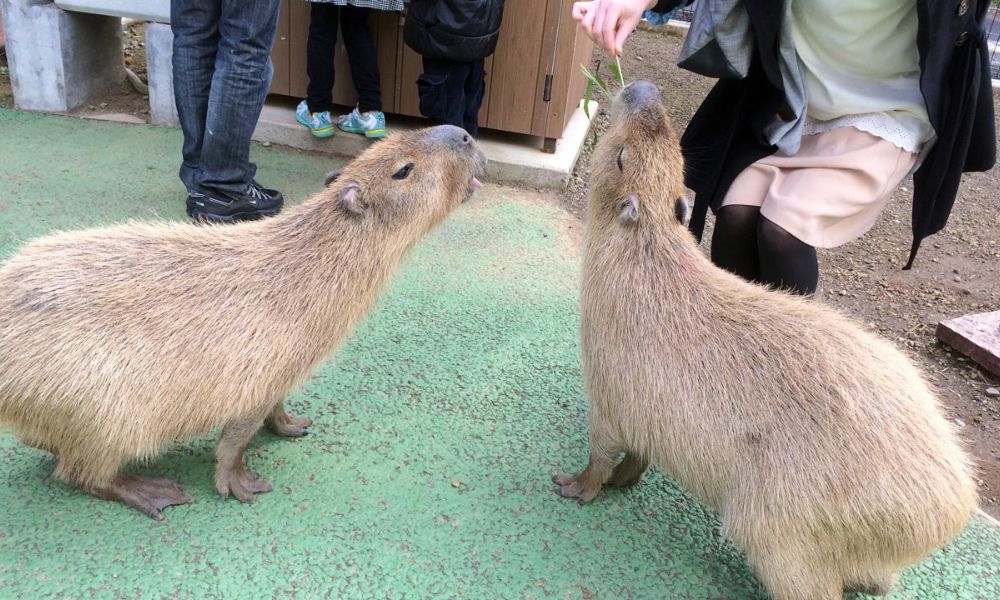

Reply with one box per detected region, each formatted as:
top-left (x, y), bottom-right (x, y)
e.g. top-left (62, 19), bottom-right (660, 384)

top-left (324, 125), bottom-right (487, 236)
top-left (590, 81), bottom-right (689, 230)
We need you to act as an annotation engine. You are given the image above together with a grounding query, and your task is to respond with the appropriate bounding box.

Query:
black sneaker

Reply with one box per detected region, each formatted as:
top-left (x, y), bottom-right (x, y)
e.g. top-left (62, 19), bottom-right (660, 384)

top-left (186, 181), bottom-right (284, 223)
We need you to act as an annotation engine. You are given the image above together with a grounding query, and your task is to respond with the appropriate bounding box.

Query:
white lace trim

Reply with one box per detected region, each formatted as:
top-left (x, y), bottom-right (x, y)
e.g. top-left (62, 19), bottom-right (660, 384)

top-left (802, 112), bottom-right (927, 153)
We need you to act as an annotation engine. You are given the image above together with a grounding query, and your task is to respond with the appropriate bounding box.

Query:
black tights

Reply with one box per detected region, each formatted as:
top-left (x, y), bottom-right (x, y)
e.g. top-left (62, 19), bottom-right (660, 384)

top-left (710, 205), bottom-right (819, 295)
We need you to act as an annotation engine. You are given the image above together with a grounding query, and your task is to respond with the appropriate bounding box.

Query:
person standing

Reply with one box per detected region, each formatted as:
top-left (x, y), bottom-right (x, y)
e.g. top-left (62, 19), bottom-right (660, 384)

top-left (171, 0), bottom-right (285, 223)
top-left (296, 0), bottom-right (404, 139)
top-left (403, 0), bottom-right (505, 139)
top-left (572, 0), bottom-right (995, 295)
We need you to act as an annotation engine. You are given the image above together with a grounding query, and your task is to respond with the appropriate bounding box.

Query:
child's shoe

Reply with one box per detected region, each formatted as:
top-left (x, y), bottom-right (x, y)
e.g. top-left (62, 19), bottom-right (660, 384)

top-left (295, 100), bottom-right (335, 138)
top-left (337, 108), bottom-right (387, 139)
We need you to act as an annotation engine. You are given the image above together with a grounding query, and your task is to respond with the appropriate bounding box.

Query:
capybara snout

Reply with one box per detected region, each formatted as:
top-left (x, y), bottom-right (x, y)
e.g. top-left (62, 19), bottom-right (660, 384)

top-left (613, 80), bottom-right (669, 133)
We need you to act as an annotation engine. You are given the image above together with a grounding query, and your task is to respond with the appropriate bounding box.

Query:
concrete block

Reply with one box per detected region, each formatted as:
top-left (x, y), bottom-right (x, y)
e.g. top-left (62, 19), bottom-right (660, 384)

top-left (937, 310), bottom-right (1000, 377)
top-left (2, 0), bottom-right (123, 112)
top-left (145, 22), bottom-right (177, 125)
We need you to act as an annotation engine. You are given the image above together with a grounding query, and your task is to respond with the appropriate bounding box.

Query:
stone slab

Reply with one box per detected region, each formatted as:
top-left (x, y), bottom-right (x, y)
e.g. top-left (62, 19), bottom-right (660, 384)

top-left (255, 98), bottom-right (598, 189)
top-left (937, 310), bottom-right (1000, 376)
top-left (55, 0), bottom-right (169, 22)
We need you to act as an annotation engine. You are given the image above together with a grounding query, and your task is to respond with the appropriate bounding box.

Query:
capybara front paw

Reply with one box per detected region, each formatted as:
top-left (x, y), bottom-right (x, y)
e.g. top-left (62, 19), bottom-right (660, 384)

top-left (216, 467), bottom-right (273, 504)
top-left (552, 473), bottom-right (601, 504)
top-left (267, 410), bottom-right (312, 438)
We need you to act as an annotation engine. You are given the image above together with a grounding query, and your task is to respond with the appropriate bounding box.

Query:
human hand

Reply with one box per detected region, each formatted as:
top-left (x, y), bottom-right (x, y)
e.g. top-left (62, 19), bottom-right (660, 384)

top-left (572, 0), bottom-right (658, 56)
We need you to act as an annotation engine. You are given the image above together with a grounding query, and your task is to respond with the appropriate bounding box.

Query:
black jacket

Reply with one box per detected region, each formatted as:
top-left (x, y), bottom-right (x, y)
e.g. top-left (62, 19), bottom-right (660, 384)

top-left (404, 0), bottom-right (506, 62)
top-left (653, 0), bottom-right (996, 268)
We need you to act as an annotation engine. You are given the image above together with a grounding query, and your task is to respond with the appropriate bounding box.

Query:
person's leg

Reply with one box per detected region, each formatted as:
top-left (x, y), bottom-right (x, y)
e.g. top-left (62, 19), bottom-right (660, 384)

top-left (756, 217), bottom-right (819, 295)
top-left (196, 0), bottom-right (281, 195)
top-left (461, 59), bottom-right (486, 138)
top-left (170, 0), bottom-right (221, 192)
top-left (339, 6), bottom-right (381, 113)
top-left (418, 57), bottom-right (467, 129)
top-left (305, 2), bottom-right (339, 114)
top-left (710, 205), bottom-right (762, 283)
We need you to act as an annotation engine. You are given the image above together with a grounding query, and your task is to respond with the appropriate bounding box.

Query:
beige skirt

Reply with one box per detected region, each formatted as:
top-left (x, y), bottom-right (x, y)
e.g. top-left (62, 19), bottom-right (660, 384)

top-left (721, 127), bottom-right (917, 248)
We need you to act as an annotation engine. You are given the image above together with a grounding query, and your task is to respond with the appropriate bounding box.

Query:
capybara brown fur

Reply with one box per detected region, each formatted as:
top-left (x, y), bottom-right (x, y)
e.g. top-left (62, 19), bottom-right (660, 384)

top-left (0, 125), bottom-right (486, 519)
top-left (553, 81), bottom-right (977, 600)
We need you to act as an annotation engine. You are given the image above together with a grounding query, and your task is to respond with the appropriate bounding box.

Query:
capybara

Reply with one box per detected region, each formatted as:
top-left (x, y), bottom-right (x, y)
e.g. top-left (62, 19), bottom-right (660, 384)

top-left (0, 125), bottom-right (486, 519)
top-left (553, 81), bottom-right (976, 600)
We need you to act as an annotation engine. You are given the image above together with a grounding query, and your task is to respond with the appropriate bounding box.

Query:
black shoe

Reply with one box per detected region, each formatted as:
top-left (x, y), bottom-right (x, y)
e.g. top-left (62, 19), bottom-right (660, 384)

top-left (186, 181), bottom-right (284, 223)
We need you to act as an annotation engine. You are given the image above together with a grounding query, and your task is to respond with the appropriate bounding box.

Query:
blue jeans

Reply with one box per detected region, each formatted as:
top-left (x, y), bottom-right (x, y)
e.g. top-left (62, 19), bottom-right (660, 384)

top-left (171, 0), bottom-right (281, 195)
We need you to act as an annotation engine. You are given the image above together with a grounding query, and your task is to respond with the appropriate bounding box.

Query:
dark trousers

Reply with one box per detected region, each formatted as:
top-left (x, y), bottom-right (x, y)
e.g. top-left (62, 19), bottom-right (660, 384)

top-left (171, 0), bottom-right (281, 194)
top-left (417, 57), bottom-right (485, 138)
top-left (306, 4), bottom-right (382, 114)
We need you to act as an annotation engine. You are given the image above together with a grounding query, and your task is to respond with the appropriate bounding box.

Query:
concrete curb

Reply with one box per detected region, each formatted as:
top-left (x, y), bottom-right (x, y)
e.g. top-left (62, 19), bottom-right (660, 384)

top-left (254, 98), bottom-right (599, 190)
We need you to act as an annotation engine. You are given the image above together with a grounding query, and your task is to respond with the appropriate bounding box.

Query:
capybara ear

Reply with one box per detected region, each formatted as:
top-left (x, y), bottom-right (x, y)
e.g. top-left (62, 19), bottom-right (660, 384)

top-left (338, 181), bottom-right (369, 217)
top-left (674, 197), bottom-right (690, 224)
top-left (324, 169), bottom-right (344, 187)
top-left (619, 194), bottom-right (640, 224)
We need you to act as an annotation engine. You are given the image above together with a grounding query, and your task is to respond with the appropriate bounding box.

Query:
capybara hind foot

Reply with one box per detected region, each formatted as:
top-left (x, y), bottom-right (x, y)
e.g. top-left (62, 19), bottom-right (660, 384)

top-left (216, 466), bottom-right (273, 503)
top-left (266, 403), bottom-right (312, 438)
top-left (95, 474), bottom-right (194, 520)
top-left (553, 472), bottom-right (603, 504)
top-left (606, 452), bottom-right (649, 488)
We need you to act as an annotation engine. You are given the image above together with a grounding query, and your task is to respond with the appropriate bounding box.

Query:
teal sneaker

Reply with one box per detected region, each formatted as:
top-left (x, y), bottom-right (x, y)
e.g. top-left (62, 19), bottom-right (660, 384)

top-left (295, 100), bottom-right (334, 138)
top-left (337, 108), bottom-right (387, 139)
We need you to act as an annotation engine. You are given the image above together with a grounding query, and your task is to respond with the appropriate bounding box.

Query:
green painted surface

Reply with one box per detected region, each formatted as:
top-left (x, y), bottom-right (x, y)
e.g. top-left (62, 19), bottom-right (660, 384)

top-left (0, 110), bottom-right (998, 598)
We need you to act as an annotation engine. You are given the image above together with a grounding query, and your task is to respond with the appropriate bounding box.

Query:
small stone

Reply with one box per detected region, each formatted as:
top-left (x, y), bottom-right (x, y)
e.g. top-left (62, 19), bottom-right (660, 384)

top-left (954, 418), bottom-right (965, 427)
top-left (838, 290), bottom-right (848, 296)
top-left (954, 276), bottom-right (961, 282)
top-left (262, 141), bottom-right (272, 148)
top-left (451, 480), bottom-right (462, 488)
top-left (987, 387), bottom-right (1000, 397)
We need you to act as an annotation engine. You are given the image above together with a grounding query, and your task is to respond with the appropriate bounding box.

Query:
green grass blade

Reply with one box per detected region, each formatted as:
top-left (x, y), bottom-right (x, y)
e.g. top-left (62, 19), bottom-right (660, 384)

top-left (609, 56), bottom-right (626, 87)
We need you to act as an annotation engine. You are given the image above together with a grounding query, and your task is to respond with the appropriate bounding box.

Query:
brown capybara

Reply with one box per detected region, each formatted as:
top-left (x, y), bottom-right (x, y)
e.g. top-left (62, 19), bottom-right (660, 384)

top-left (0, 125), bottom-right (485, 520)
top-left (553, 81), bottom-right (976, 600)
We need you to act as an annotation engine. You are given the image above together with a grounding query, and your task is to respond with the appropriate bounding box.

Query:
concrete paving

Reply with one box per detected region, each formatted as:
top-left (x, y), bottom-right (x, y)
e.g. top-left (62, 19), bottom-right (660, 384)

top-left (0, 109), bottom-right (998, 599)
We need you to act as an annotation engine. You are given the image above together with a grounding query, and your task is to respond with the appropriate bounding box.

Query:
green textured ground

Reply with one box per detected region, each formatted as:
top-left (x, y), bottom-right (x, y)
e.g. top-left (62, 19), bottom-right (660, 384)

top-left (0, 109), bottom-right (998, 599)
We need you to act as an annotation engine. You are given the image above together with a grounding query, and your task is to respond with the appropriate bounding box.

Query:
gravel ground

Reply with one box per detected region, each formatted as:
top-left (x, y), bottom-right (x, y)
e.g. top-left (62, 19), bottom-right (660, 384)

top-left (565, 27), bottom-right (1000, 519)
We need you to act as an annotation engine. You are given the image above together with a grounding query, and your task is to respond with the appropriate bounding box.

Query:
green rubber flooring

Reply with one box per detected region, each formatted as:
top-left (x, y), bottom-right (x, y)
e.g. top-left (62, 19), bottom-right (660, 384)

top-left (0, 110), bottom-right (998, 599)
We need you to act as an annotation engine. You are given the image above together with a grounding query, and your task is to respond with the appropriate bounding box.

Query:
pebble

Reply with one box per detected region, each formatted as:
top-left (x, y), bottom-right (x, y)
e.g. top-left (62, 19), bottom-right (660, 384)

top-left (987, 387), bottom-right (1000, 397)
top-left (954, 418), bottom-right (966, 427)
top-left (838, 290), bottom-right (848, 296)
top-left (262, 141), bottom-right (272, 148)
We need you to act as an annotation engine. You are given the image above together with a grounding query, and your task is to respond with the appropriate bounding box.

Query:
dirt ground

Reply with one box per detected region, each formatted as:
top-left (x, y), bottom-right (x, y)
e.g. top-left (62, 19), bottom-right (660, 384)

top-left (1, 23), bottom-right (998, 518)
top-left (566, 28), bottom-right (1000, 518)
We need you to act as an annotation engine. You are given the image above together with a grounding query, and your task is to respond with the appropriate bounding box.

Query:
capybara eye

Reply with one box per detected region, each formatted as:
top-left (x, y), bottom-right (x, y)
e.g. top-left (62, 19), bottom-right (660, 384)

top-left (617, 147), bottom-right (626, 171)
top-left (392, 163), bottom-right (414, 180)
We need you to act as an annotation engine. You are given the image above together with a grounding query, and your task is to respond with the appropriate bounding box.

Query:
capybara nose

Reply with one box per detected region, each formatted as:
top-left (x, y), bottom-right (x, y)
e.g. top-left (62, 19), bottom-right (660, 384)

top-left (425, 124), bottom-right (477, 152)
top-left (620, 80), bottom-right (661, 108)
